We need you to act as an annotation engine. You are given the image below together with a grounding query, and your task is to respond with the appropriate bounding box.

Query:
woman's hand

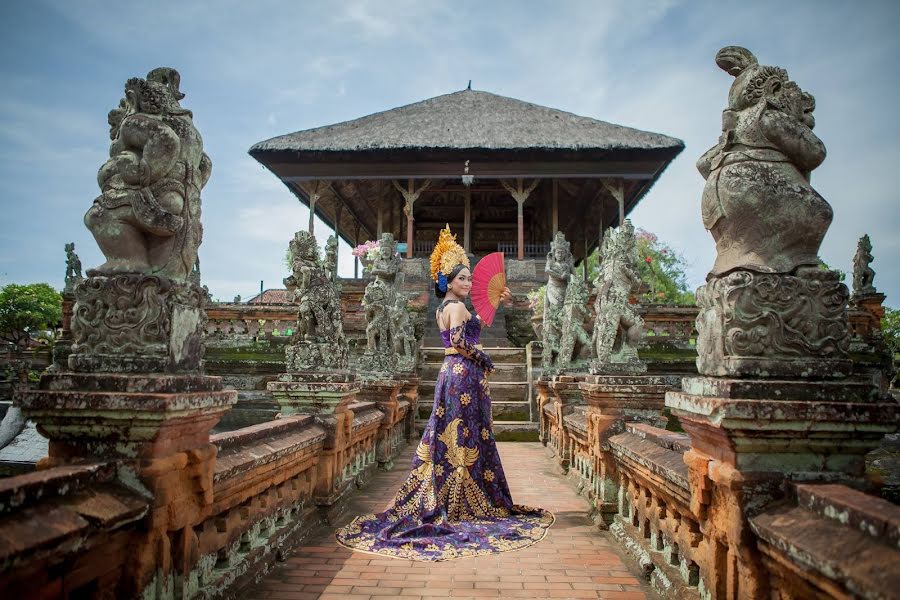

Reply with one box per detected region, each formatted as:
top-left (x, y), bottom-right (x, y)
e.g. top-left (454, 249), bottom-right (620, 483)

top-left (499, 286), bottom-right (513, 307)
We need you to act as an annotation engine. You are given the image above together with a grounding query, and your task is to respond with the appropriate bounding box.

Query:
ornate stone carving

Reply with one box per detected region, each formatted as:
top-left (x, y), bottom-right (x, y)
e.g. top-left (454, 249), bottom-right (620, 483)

top-left (542, 231), bottom-right (574, 371)
top-left (369, 233), bottom-right (402, 286)
top-left (557, 276), bottom-right (592, 371)
top-left (694, 47), bottom-right (851, 378)
top-left (358, 279), bottom-right (397, 375)
top-left (281, 231), bottom-right (348, 374)
top-left (852, 234), bottom-right (877, 297)
top-left (69, 274), bottom-right (207, 373)
top-left (590, 222), bottom-right (646, 374)
top-left (696, 266), bottom-right (851, 377)
top-left (324, 235), bottom-right (339, 287)
top-left (63, 242), bottom-right (83, 295)
top-left (86, 67), bottom-right (212, 281)
top-left (391, 294), bottom-right (418, 373)
top-left (697, 47), bottom-right (830, 276)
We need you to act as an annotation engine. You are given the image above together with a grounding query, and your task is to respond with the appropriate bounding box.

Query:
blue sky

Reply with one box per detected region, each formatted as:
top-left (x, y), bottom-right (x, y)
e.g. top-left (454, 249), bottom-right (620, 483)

top-left (1, 0), bottom-right (898, 304)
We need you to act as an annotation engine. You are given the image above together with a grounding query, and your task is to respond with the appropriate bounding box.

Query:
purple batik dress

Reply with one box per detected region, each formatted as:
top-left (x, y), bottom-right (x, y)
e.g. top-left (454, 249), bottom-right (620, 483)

top-left (336, 316), bottom-right (554, 561)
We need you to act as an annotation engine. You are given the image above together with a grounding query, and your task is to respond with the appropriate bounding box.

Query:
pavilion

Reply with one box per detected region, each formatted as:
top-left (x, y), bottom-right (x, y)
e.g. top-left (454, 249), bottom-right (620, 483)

top-left (249, 88), bottom-right (683, 268)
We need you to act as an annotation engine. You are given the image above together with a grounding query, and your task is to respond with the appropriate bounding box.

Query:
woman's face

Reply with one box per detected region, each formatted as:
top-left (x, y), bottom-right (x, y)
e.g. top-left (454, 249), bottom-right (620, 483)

top-left (449, 267), bottom-right (472, 298)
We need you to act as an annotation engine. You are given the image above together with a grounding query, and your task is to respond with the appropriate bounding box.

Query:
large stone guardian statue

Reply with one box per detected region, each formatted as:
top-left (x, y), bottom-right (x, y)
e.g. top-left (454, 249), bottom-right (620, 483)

top-left (69, 68), bottom-right (213, 373)
top-left (542, 232), bottom-right (574, 371)
top-left (589, 221), bottom-right (646, 374)
top-left (87, 67), bottom-right (212, 280)
top-left (694, 46), bottom-right (849, 377)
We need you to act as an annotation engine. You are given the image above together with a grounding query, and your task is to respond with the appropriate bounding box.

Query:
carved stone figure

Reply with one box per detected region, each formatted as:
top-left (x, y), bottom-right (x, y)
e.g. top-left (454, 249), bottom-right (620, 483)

top-left (852, 234), bottom-right (877, 297)
top-left (63, 242), bottom-right (83, 294)
top-left (369, 233), bottom-right (402, 287)
top-left (233, 295), bottom-right (241, 304)
top-left (364, 280), bottom-right (391, 353)
top-left (391, 294), bottom-right (418, 372)
top-left (694, 47), bottom-right (850, 378)
top-left (590, 221), bottom-right (646, 374)
top-left (324, 235), bottom-right (339, 285)
top-left (282, 231), bottom-right (348, 373)
top-left (542, 231), bottom-right (574, 370)
top-left (557, 276), bottom-right (592, 370)
top-left (86, 67), bottom-right (212, 281)
top-left (697, 47), bottom-right (830, 276)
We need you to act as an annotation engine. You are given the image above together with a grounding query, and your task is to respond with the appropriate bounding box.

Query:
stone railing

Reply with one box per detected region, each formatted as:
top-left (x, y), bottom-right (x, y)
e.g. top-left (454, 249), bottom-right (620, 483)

top-left (0, 378), bottom-right (417, 598)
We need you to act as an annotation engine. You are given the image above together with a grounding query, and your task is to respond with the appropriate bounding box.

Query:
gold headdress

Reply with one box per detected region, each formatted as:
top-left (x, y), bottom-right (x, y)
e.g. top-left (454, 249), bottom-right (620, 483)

top-left (430, 224), bottom-right (470, 289)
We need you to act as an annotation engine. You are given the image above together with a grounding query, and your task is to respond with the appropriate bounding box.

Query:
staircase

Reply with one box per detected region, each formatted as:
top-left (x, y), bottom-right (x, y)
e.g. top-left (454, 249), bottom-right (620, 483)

top-left (416, 346), bottom-right (538, 441)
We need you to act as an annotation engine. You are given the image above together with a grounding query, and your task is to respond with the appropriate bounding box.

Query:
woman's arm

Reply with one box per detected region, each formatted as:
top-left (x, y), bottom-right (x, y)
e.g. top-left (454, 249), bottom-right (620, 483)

top-left (446, 304), bottom-right (494, 373)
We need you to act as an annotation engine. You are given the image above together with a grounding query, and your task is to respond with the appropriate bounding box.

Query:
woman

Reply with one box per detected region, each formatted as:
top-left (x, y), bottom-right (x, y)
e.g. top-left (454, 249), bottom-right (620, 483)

top-left (336, 226), bottom-right (553, 561)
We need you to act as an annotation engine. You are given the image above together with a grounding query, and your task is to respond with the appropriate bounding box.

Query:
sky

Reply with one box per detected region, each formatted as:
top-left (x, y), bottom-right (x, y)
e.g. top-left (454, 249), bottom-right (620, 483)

top-left (1, 0), bottom-right (898, 304)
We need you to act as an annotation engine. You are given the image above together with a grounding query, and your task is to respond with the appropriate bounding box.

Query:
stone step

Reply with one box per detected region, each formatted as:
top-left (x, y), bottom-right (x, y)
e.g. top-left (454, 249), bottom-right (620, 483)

top-left (416, 399), bottom-right (532, 422)
top-left (418, 380), bottom-right (529, 403)
top-left (417, 362), bottom-right (527, 382)
top-left (419, 347), bottom-right (527, 364)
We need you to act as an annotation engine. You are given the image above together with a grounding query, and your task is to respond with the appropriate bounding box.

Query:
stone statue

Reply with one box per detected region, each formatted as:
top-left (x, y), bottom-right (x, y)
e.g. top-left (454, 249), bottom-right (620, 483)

top-left (282, 231), bottom-right (348, 373)
top-left (852, 234), bottom-right (877, 297)
top-left (697, 46), bottom-right (829, 276)
top-left (590, 221), bottom-right (646, 374)
top-left (694, 47), bottom-right (850, 378)
top-left (363, 280), bottom-right (392, 354)
top-left (391, 294), bottom-right (418, 372)
top-left (557, 275), bottom-right (592, 370)
top-left (86, 67), bottom-right (212, 281)
top-left (233, 295), bottom-right (241, 304)
top-left (324, 235), bottom-right (339, 284)
top-left (369, 233), bottom-right (402, 287)
top-left (67, 68), bottom-right (212, 373)
top-left (63, 242), bottom-right (83, 294)
top-left (542, 231), bottom-right (574, 370)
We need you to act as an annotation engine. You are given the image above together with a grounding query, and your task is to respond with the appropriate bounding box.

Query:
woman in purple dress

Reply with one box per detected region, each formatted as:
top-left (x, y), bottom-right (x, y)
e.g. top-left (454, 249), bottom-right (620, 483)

top-left (336, 226), bottom-right (553, 561)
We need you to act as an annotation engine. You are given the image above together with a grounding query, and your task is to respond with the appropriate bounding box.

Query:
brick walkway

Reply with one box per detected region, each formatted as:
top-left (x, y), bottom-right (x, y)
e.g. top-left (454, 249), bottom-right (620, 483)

top-left (249, 442), bottom-right (655, 600)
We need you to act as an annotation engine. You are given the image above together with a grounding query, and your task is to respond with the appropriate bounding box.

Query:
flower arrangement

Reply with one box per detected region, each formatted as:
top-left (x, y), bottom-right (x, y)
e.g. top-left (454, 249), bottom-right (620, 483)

top-left (351, 239), bottom-right (381, 262)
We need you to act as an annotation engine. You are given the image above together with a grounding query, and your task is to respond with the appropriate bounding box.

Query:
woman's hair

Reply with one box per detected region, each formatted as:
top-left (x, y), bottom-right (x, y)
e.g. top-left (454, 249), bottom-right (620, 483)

top-left (434, 263), bottom-right (468, 298)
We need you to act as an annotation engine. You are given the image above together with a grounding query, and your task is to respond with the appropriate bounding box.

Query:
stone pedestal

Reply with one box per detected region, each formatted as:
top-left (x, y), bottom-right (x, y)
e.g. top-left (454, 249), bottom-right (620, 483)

top-left (579, 374), bottom-right (680, 526)
top-left (69, 274), bottom-right (208, 374)
top-left (267, 371), bottom-right (361, 520)
top-left (358, 351), bottom-right (397, 377)
top-left (695, 268), bottom-right (852, 378)
top-left (357, 378), bottom-right (405, 470)
top-left (21, 373), bottom-right (235, 462)
top-left (399, 376), bottom-right (420, 442)
top-left (667, 376), bottom-right (897, 475)
top-left (19, 372), bottom-right (236, 597)
top-left (547, 374), bottom-right (589, 472)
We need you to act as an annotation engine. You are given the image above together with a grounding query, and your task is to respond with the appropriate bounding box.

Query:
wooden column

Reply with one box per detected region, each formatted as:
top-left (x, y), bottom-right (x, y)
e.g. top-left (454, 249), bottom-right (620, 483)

top-left (463, 189), bottom-right (472, 253)
top-left (376, 184), bottom-right (385, 237)
top-left (393, 179), bottom-right (431, 258)
top-left (354, 224), bottom-right (360, 279)
top-left (303, 180), bottom-right (325, 235)
top-left (552, 178), bottom-right (559, 234)
top-left (602, 179), bottom-right (625, 228)
top-left (501, 178), bottom-right (540, 261)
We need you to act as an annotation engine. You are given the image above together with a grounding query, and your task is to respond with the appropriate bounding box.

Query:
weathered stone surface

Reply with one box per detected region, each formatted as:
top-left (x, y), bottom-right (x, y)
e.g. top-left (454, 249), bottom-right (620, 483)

top-left (63, 242), bottom-right (83, 295)
top-left (695, 266), bottom-right (851, 378)
top-left (697, 46), bottom-right (829, 277)
top-left (69, 273), bottom-right (208, 373)
top-left (557, 275), bottom-right (592, 371)
top-left (86, 68), bottom-right (211, 280)
top-left (20, 373), bottom-right (235, 460)
top-left (590, 221), bottom-right (646, 375)
top-left (751, 483), bottom-right (900, 599)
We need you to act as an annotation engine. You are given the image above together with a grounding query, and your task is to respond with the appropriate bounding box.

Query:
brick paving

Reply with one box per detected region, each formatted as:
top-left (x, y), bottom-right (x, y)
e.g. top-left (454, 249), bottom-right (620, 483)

top-left (249, 442), bottom-right (656, 600)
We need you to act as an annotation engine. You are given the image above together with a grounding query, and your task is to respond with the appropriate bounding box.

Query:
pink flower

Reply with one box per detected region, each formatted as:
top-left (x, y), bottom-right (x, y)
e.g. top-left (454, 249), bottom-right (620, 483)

top-left (645, 256), bottom-right (652, 264)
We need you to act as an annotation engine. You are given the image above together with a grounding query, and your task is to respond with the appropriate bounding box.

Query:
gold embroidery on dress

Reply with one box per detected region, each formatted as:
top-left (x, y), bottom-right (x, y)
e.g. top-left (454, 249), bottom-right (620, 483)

top-left (436, 418), bottom-right (508, 520)
top-left (390, 440), bottom-right (437, 518)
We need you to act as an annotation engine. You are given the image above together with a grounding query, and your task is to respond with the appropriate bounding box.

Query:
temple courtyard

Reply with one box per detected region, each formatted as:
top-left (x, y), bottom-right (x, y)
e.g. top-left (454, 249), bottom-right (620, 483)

top-left (248, 443), bottom-right (652, 600)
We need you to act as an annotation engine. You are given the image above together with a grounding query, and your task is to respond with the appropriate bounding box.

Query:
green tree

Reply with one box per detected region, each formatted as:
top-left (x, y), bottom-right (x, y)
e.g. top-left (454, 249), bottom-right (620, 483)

top-left (576, 228), bottom-right (695, 306)
top-left (0, 283), bottom-right (62, 352)
top-left (883, 306), bottom-right (900, 356)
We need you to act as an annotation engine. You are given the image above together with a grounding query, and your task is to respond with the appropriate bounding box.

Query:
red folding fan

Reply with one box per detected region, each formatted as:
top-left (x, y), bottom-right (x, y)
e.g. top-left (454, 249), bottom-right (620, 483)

top-left (471, 252), bottom-right (506, 327)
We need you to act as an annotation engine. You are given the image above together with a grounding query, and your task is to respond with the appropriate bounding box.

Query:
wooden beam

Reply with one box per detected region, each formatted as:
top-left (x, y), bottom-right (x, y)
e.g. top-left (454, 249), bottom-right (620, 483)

top-left (325, 182), bottom-right (375, 242)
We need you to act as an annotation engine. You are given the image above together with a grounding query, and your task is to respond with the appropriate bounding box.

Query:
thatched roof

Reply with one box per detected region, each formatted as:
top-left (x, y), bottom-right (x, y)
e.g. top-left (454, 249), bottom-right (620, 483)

top-left (250, 89), bottom-right (682, 155)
